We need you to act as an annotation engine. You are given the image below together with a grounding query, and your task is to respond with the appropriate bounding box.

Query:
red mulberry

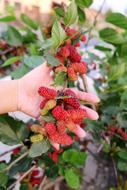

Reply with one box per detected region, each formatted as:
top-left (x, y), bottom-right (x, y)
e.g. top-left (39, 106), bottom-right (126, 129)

top-left (52, 106), bottom-right (69, 120)
top-left (38, 87), bottom-right (57, 99)
top-left (45, 122), bottom-right (56, 135)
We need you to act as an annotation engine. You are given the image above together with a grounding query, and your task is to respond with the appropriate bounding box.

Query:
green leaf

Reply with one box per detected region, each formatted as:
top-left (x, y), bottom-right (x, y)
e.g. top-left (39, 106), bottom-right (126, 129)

top-left (41, 115), bottom-right (56, 123)
top-left (29, 139), bottom-right (50, 158)
top-left (118, 151), bottom-right (127, 161)
top-left (51, 20), bottom-right (67, 48)
top-left (0, 172), bottom-right (8, 188)
top-left (75, 0), bottom-right (93, 8)
top-left (99, 28), bottom-right (126, 44)
top-left (64, 168), bottom-right (80, 189)
top-left (20, 183), bottom-right (29, 190)
top-left (44, 53), bottom-right (60, 66)
top-left (0, 120), bottom-right (19, 145)
top-left (2, 56), bottom-right (20, 67)
top-left (95, 45), bottom-right (112, 52)
top-left (62, 149), bottom-right (87, 166)
top-left (106, 13), bottom-right (127, 30)
top-left (21, 14), bottom-right (39, 30)
top-left (53, 71), bottom-right (67, 86)
top-left (55, 7), bottom-right (64, 17)
top-left (11, 64), bottom-right (30, 79)
top-left (108, 63), bottom-right (125, 81)
top-left (117, 160), bottom-right (127, 171)
top-left (6, 26), bottom-right (22, 46)
top-left (120, 91), bottom-right (127, 109)
top-left (23, 55), bottom-right (45, 68)
top-left (117, 112), bottom-right (127, 129)
top-left (0, 164), bottom-right (7, 171)
top-left (78, 7), bottom-right (86, 24)
top-left (64, 0), bottom-right (78, 26)
top-left (0, 15), bottom-right (16, 22)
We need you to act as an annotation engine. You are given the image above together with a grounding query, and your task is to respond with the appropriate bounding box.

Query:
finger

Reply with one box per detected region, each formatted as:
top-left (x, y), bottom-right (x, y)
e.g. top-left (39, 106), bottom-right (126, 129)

top-left (73, 125), bottom-right (88, 138)
top-left (70, 88), bottom-right (100, 103)
top-left (82, 106), bottom-right (99, 120)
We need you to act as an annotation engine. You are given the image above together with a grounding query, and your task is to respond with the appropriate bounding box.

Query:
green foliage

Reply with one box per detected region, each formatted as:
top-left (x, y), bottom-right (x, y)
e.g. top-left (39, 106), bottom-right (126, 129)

top-left (5, 26), bottom-right (22, 46)
top-left (2, 56), bottom-right (20, 67)
top-left (29, 139), bottom-right (50, 158)
top-left (51, 20), bottom-right (67, 49)
top-left (64, 0), bottom-right (78, 26)
top-left (53, 71), bottom-right (67, 86)
top-left (62, 149), bottom-right (87, 166)
top-left (0, 172), bottom-right (8, 188)
top-left (0, 15), bottom-right (16, 22)
top-left (64, 168), bottom-right (80, 189)
top-left (75, 0), bottom-right (93, 8)
top-left (99, 28), bottom-right (126, 44)
top-left (21, 14), bottom-right (39, 30)
top-left (106, 13), bottom-right (127, 30)
top-left (22, 55), bottom-right (45, 68)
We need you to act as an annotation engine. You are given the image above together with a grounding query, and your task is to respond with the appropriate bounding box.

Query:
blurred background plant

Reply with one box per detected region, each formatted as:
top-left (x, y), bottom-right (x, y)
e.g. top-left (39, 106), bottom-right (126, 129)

top-left (0, 0), bottom-right (127, 190)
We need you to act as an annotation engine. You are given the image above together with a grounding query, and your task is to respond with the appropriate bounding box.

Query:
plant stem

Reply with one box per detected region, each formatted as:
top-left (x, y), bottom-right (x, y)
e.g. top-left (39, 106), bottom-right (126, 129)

top-left (43, 176), bottom-right (64, 190)
top-left (38, 176), bottom-right (47, 190)
top-left (111, 156), bottom-right (118, 187)
top-left (5, 151), bottom-right (28, 172)
top-left (80, 75), bottom-right (96, 111)
top-left (7, 165), bottom-right (36, 190)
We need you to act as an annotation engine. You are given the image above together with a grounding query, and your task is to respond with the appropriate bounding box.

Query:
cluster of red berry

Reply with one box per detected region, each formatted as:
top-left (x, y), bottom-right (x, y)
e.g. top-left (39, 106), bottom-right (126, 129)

top-left (30, 87), bottom-right (87, 146)
top-left (108, 126), bottom-right (127, 140)
top-left (54, 27), bottom-right (87, 81)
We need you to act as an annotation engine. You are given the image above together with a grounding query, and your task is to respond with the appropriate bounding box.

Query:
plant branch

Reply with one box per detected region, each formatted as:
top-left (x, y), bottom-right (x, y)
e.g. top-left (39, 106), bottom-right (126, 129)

top-left (5, 151), bottom-right (29, 172)
top-left (43, 176), bottom-right (64, 190)
top-left (38, 176), bottom-right (47, 190)
top-left (111, 156), bottom-right (118, 187)
top-left (7, 165), bottom-right (36, 190)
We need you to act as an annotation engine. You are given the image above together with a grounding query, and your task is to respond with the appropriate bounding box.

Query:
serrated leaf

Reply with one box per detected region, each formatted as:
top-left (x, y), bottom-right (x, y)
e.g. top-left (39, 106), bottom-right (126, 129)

top-left (78, 7), bottom-right (86, 24)
top-left (11, 64), bottom-right (30, 79)
top-left (64, 0), bottom-right (78, 26)
top-left (117, 160), bottom-right (127, 171)
top-left (62, 149), bottom-right (87, 166)
top-left (29, 139), bottom-right (50, 158)
top-left (53, 71), bottom-right (67, 86)
top-left (64, 168), bottom-right (80, 189)
top-left (0, 172), bottom-right (8, 188)
top-left (108, 63), bottom-right (125, 81)
top-left (118, 151), bottom-right (127, 160)
top-left (5, 26), bottom-right (22, 46)
top-left (44, 52), bottom-right (60, 66)
top-left (51, 20), bottom-right (67, 48)
top-left (0, 15), bottom-right (16, 22)
top-left (99, 28), bottom-right (126, 44)
top-left (21, 13), bottom-right (39, 30)
top-left (0, 120), bottom-right (19, 145)
top-left (2, 56), bottom-right (20, 67)
top-left (23, 55), bottom-right (45, 68)
top-left (106, 13), bottom-right (127, 30)
top-left (75, 0), bottom-right (93, 8)
top-left (55, 7), bottom-right (64, 17)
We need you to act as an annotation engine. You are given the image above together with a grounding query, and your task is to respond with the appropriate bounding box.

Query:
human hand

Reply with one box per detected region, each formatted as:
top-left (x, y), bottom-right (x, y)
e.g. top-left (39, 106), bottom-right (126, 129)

top-left (18, 62), bottom-right (100, 120)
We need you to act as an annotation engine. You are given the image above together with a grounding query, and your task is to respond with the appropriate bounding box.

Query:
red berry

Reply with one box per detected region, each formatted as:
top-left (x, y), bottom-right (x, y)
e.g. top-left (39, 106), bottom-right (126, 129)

top-left (75, 42), bottom-right (80, 47)
top-left (57, 120), bottom-right (66, 134)
top-left (50, 132), bottom-right (73, 145)
top-left (48, 152), bottom-right (59, 163)
top-left (72, 62), bottom-right (87, 74)
top-left (69, 45), bottom-right (81, 62)
top-left (12, 147), bottom-right (20, 155)
top-left (67, 66), bottom-right (78, 81)
top-left (67, 108), bottom-right (87, 123)
top-left (45, 122), bottom-right (56, 135)
top-left (65, 28), bottom-right (79, 40)
top-left (30, 178), bottom-right (41, 186)
top-left (81, 35), bottom-right (86, 42)
top-left (38, 87), bottom-right (57, 99)
top-left (55, 65), bottom-right (67, 73)
top-left (58, 46), bottom-right (70, 58)
top-left (32, 170), bottom-right (39, 177)
top-left (63, 89), bottom-right (80, 108)
top-left (52, 106), bottom-right (69, 120)
top-left (55, 53), bottom-right (65, 63)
